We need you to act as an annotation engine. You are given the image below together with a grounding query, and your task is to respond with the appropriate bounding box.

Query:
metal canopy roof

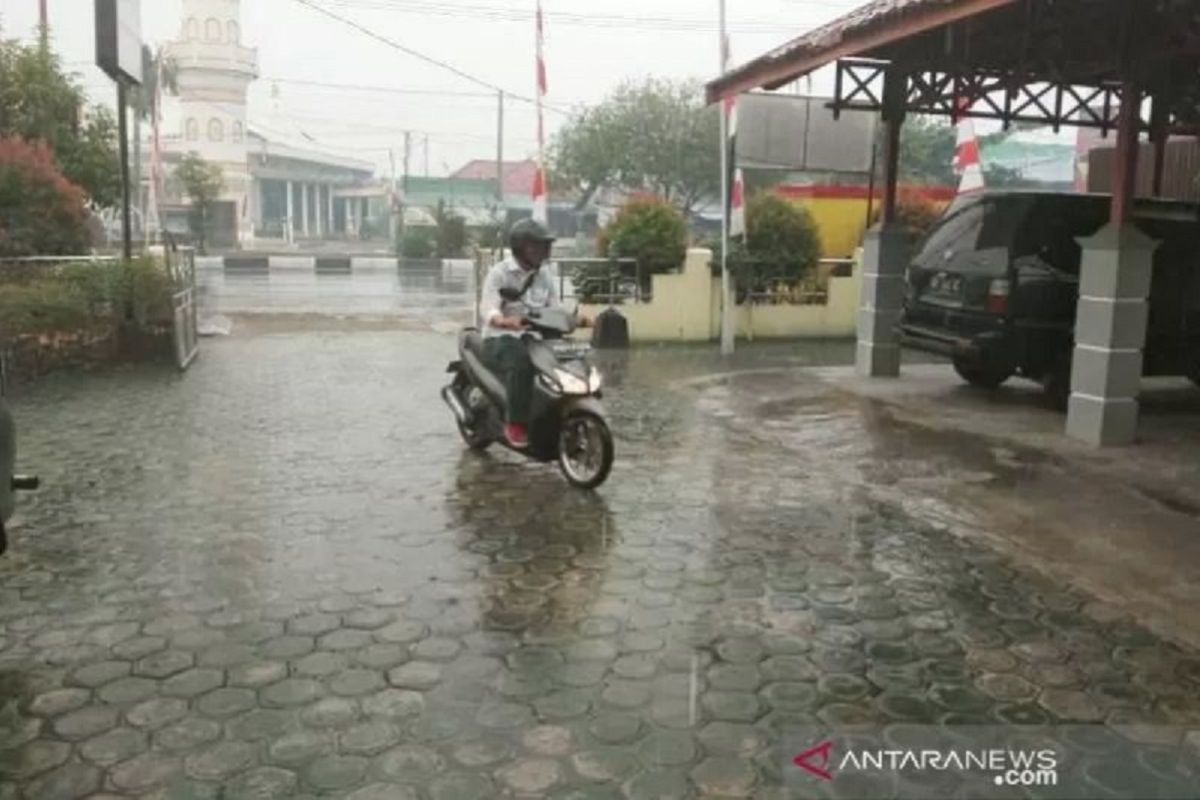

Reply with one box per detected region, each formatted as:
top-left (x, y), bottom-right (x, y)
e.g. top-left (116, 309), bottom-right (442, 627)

top-left (706, 0), bottom-right (1200, 133)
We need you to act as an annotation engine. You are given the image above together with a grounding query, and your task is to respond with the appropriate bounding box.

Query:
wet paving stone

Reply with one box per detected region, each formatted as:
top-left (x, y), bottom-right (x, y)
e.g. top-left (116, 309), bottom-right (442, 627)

top-left (22, 762), bottom-right (101, 799)
top-left (268, 729), bottom-right (334, 767)
top-left (28, 688), bottom-right (90, 718)
top-left (127, 697), bottom-right (189, 730)
top-left (184, 740), bottom-right (256, 781)
top-left (305, 753), bottom-right (367, 791)
top-left (5, 335), bottom-right (1200, 799)
top-left (387, 660), bottom-right (441, 690)
top-left (153, 716), bottom-right (222, 752)
top-left (428, 771), bottom-right (495, 800)
top-left (80, 726), bottom-right (147, 766)
top-left (162, 668), bottom-right (224, 699)
top-left (224, 766), bottom-right (298, 800)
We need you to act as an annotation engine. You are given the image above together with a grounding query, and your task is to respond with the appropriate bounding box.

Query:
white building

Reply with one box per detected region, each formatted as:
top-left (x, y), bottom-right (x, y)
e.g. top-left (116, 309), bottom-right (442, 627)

top-left (155, 0), bottom-right (378, 248)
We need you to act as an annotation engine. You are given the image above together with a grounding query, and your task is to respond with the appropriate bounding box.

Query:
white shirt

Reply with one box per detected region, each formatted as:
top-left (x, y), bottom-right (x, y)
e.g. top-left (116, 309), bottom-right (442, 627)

top-left (481, 258), bottom-right (561, 338)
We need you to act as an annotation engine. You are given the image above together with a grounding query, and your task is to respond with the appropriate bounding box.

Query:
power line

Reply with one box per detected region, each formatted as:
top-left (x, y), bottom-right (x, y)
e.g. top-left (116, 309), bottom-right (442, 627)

top-left (290, 0), bottom-right (566, 113)
top-left (322, 0), bottom-right (855, 32)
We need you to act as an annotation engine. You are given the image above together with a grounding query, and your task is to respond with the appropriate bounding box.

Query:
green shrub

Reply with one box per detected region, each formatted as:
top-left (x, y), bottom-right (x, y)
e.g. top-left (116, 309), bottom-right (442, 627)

top-left (598, 197), bottom-right (687, 275)
top-left (0, 257), bottom-right (174, 338)
top-left (398, 228), bottom-right (436, 259)
top-left (730, 193), bottom-right (822, 286)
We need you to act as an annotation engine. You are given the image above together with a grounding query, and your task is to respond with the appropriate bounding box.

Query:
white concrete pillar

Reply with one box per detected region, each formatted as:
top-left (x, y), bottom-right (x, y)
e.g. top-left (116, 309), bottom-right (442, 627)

top-left (314, 185), bottom-right (323, 238)
top-left (855, 223), bottom-right (910, 377)
top-left (285, 180), bottom-right (295, 245)
top-left (253, 179), bottom-right (264, 230)
top-left (301, 183), bottom-right (311, 237)
top-left (327, 184), bottom-right (335, 235)
top-left (1066, 223), bottom-right (1158, 446)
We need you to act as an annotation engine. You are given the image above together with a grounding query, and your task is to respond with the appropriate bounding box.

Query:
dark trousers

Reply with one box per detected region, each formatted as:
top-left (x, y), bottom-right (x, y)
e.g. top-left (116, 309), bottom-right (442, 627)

top-left (483, 336), bottom-right (534, 425)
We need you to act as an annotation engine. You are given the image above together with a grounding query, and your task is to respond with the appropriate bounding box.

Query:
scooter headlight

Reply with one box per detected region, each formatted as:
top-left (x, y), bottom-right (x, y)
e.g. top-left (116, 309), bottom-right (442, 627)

top-left (553, 368), bottom-right (590, 395)
top-left (588, 367), bottom-right (602, 393)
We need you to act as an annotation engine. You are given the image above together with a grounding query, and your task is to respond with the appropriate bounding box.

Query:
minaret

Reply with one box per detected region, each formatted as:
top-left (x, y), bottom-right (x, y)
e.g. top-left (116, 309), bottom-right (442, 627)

top-left (164, 0), bottom-right (259, 244)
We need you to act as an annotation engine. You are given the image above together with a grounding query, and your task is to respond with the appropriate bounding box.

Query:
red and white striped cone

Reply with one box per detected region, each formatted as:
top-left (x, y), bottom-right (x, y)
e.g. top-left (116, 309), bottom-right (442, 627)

top-left (955, 112), bottom-right (986, 195)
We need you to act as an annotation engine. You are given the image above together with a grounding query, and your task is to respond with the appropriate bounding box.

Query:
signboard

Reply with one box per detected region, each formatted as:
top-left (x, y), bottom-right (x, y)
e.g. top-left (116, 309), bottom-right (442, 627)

top-left (737, 93), bottom-right (877, 174)
top-left (95, 0), bottom-right (142, 85)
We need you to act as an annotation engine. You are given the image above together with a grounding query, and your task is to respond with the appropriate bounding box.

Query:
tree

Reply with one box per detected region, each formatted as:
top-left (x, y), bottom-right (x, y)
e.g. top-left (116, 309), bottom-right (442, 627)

top-left (598, 197), bottom-right (687, 275)
top-left (730, 193), bottom-right (821, 285)
top-left (550, 78), bottom-right (720, 215)
top-left (432, 201), bottom-right (467, 258)
top-left (899, 116), bottom-right (957, 186)
top-left (0, 36), bottom-right (121, 208)
top-left (0, 137), bottom-right (90, 257)
top-left (175, 153), bottom-right (224, 253)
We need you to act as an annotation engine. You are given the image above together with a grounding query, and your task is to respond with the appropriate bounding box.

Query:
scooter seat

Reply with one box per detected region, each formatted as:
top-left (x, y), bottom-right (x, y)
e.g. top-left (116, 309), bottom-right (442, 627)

top-left (460, 330), bottom-right (485, 360)
top-left (457, 329), bottom-right (507, 410)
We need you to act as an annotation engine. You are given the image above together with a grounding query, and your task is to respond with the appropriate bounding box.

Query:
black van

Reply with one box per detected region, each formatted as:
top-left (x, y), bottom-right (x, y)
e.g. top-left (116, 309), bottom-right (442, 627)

top-left (899, 191), bottom-right (1200, 404)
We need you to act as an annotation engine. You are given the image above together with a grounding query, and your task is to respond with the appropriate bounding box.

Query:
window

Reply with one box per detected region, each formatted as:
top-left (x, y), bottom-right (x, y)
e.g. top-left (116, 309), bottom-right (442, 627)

top-left (185, 118), bottom-right (199, 141)
top-left (208, 118), bottom-right (224, 142)
top-left (227, 20), bottom-right (240, 43)
top-left (232, 122), bottom-right (244, 143)
top-left (186, 18), bottom-right (199, 40)
top-left (206, 18), bottom-right (221, 42)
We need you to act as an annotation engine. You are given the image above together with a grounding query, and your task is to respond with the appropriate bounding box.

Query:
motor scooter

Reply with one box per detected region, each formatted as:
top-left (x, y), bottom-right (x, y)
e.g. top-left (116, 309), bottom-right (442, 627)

top-left (441, 297), bottom-right (614, 489)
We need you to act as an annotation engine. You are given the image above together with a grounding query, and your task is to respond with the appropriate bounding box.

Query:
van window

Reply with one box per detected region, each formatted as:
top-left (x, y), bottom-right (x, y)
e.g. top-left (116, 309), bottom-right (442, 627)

top-left (914, 198), bottom-right (1026, 275)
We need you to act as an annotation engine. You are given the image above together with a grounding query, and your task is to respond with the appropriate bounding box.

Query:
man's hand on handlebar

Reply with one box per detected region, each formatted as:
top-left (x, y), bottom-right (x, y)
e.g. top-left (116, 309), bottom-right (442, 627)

top-left (490, 315), bottom-right (527, 331)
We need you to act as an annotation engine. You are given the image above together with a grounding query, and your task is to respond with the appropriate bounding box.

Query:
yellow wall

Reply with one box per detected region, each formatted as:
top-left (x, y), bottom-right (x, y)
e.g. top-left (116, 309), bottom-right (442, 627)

top-left (580, 248), bottom-right (861, 343)
top-left (793, 197), bottom-right (871, 260)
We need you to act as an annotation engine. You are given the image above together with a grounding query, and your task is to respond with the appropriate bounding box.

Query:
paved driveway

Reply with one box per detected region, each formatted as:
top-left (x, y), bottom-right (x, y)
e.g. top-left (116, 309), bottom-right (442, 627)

top-left (0, 324), bottom-right (1197, 799)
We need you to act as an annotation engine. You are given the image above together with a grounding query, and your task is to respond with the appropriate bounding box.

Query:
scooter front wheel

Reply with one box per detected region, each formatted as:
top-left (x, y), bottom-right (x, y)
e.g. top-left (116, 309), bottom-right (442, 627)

top-left (558, 411), bottom-right (614, 489)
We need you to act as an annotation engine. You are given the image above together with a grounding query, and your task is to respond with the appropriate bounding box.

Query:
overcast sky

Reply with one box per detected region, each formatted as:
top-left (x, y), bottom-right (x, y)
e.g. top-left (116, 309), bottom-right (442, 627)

top-left (2, 0), bottom-right (867, 175)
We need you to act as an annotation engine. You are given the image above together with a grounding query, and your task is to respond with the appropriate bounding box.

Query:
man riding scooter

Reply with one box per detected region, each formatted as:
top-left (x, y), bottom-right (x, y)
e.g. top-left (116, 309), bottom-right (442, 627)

top-left (480, 218), bottom-right (589, 449)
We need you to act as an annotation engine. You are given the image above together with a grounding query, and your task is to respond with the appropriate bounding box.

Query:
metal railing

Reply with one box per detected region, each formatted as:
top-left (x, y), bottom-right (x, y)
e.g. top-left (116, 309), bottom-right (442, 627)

top-left (165, 243), bottom-right (199, 370)
top-left (555, 258), bottom-right (645, 305)
top-left (736, 257), bottom-right (855, 307)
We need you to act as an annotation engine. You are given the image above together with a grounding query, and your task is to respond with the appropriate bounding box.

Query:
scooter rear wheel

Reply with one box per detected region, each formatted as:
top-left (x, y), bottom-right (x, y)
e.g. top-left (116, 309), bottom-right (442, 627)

top-left (455, 383), bottom-right (493, 450)
top-left (558, 411), bottom-right (614, 489)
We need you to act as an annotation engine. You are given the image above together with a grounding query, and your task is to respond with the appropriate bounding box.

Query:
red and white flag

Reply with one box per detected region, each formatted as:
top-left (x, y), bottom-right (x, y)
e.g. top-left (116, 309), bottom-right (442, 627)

top-left (954, 98), bottom-right (986, 195)
top-left (532, 1), bottom-right (548, 224)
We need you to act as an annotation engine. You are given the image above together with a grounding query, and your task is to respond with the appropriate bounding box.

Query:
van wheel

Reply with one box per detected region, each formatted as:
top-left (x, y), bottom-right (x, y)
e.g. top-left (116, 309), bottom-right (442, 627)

top-left (952, 356), bottom-right (1012, 389)
top-left (1043, 349), bottom-right (1072, 410)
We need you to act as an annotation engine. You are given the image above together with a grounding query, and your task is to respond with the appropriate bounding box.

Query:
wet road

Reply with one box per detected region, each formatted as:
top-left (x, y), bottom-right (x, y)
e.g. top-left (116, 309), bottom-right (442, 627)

top-left (1, 312), bottom-right (1199, 797)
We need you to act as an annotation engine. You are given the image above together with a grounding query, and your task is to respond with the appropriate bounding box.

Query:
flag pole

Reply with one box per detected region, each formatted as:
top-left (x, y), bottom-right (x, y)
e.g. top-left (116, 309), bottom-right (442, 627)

top-left (718, 0), bottom-right (734, 355)
top-left (532, 1), bottom-right (548, 224)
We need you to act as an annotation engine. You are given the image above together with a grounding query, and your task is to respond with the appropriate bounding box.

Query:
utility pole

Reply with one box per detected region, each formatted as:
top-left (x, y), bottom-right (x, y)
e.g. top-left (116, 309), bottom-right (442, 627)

top-left (389, 148), bottom-right (399, 243)
top-left (423, 135), bottom-right (429, 178)
top-left (496, 90), bottom-right (505, 203)
top-left (118, 82), bottom-right (132, 261)
top-left (717, 0), bottom-right (735, 356)
top-left (403, 130), bottom-right (411, 202)
top-left (38, 0), bottom-right (48, 49)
